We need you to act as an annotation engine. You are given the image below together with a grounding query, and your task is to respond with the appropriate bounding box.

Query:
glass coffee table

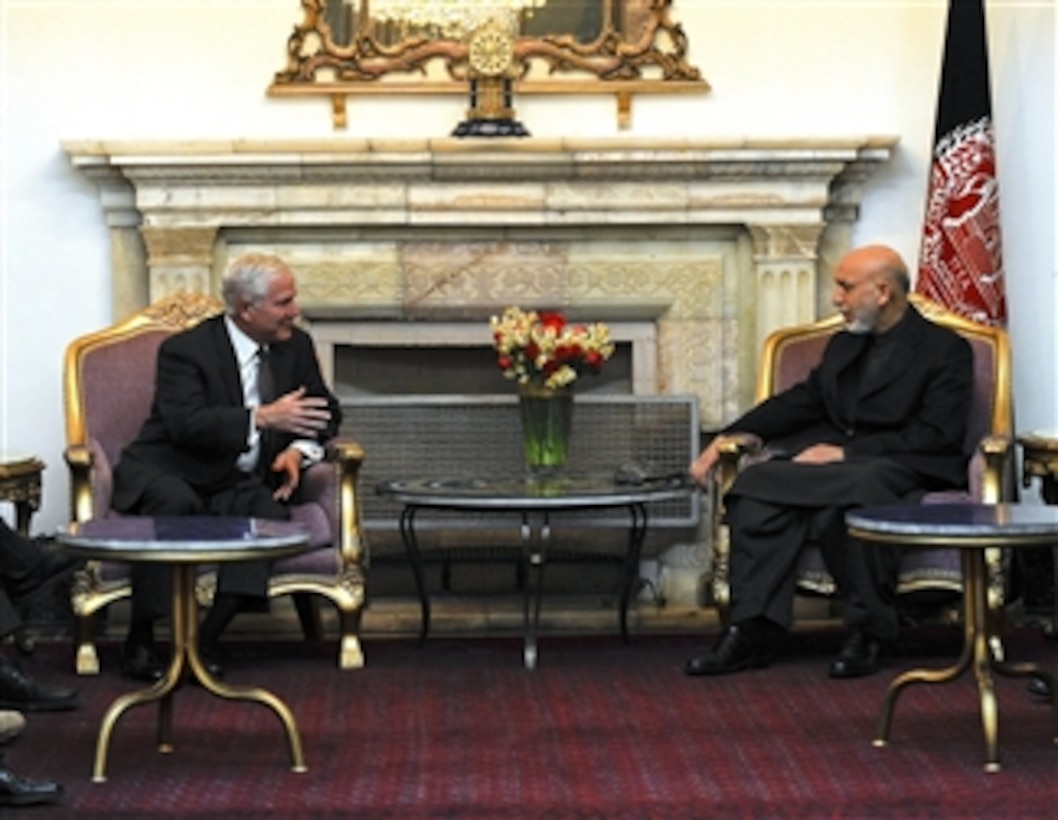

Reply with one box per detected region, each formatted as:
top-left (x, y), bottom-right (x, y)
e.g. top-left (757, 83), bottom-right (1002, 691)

top-left (378, 474), bottom-right (694, 669)
top-left (57, 516), bottom-right (311, 782)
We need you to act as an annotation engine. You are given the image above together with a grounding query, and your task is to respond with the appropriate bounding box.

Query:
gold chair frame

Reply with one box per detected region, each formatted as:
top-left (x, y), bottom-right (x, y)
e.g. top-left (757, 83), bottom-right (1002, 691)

top-left (63, 294), bottom-right (368, 674)
top-left (709, 294), bottom-right (1014, 622)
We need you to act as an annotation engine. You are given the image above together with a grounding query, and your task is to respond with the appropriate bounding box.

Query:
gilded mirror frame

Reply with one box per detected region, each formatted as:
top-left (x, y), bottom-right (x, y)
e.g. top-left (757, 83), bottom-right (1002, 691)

top-left (268, 0), bottom-right (708, 129)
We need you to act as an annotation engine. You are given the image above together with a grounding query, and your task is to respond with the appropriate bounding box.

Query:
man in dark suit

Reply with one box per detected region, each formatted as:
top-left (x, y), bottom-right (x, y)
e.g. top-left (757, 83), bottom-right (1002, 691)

top-left (112, 253), bottom-right (341, 681)
top-left (0, 520), bottom-right (79, 712)
top-left (686, 244), bottom-right (974, 678)
top-left (0, 521), bottom-right (76, 806)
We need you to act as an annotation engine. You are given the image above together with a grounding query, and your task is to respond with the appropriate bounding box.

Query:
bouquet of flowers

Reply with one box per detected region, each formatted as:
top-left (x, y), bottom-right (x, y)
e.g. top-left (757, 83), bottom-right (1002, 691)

top-left (489, 306), bottom-right (615, 390)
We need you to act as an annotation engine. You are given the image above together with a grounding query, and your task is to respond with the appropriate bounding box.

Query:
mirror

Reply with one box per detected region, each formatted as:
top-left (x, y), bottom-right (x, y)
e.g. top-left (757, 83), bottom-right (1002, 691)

top-left (269, 0), bottom-right (707, 129)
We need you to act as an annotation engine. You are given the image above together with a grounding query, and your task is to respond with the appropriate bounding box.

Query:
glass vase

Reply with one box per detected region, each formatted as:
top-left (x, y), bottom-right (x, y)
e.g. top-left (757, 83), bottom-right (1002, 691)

top-left (517, 383), bottom-right (574, 480)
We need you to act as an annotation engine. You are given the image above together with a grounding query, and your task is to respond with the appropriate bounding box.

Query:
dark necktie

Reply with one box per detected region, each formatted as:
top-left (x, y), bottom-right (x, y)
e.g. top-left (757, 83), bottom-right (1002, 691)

top-left (257, 347), bottom-right (276, 475)
top-left (257, 346), bottom-right (276, 404)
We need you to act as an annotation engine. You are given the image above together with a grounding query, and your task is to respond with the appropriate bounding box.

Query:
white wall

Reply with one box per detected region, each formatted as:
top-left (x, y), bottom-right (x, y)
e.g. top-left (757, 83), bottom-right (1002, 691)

top-left (2, 0), bottom-right (1055, 532)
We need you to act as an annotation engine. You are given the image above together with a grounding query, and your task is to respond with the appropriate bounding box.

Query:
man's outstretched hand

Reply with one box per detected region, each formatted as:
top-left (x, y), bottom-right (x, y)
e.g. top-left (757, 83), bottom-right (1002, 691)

top-left (257, 386), bottom-right (331, 438)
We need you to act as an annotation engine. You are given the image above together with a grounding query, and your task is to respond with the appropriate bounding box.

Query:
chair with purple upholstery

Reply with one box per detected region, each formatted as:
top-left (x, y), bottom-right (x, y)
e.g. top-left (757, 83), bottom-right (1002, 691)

top-left (63, 293), bottom-right (367, 675)
top-left (709, 294), bottom-right (1015, 626)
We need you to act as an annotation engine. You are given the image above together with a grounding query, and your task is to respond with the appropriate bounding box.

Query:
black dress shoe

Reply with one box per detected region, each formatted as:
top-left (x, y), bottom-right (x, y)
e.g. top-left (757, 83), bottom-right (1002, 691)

top-left (0, 762), bottom-right (62, 807)
top-left (685, 622), bottom-right (775, 676)
top-left (7, 541), bottom-right (82, 605)
top-left (0, 659), bottom-right (77, 711)
top-left (829, 629), bottom-right (881, 679)
top-left (1028, 675), bottom-right (1053, 700)
top-left (119, 643), bottom-right (165, 683)
top-left (197, 645), bottom-right (225, 681)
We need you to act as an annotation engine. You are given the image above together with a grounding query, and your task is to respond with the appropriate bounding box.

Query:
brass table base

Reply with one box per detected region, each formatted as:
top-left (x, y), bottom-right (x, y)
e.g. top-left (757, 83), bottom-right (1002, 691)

top-left (872, 548), bottom-right (1057, 772)
top-left (92, 564), bottom-right (306, 782)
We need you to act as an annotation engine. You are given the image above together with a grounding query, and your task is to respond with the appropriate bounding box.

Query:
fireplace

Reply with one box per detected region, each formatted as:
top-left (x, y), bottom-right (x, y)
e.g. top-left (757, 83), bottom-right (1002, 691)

top-left (64, 136), bottom-right (898, 430)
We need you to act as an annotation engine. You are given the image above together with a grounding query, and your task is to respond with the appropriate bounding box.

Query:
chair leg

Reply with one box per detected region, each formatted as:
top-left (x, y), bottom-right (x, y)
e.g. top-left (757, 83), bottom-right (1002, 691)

top-left (75, 614), bottom-right (101, 675)
top-left (292, 593), bottom-right (323, 642)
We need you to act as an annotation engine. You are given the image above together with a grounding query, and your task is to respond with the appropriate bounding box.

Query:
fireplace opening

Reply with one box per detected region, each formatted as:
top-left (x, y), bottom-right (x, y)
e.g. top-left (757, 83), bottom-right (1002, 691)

top-left (333, 343), bottom-right (634, 396)
top-left (309, 320), bottom-right (658, 397)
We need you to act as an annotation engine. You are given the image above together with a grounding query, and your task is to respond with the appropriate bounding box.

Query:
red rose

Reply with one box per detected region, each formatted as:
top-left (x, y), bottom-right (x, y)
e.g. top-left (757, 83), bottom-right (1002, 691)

top-left (538, 311), bottom-right (566, 333)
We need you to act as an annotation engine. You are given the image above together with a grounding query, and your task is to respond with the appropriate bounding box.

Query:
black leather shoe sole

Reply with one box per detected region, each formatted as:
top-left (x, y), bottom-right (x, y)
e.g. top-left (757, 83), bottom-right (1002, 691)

top-left (684, 650), bottom-right (773, 677)
top-left (0, 665), bottom-right (78, 712)
top-left (0, 693), bottom-right (77, 712)
top-left (828, 648), bottom-right (881, 679)
top-left (0, 772), bottom-right (62, 807)
top-left (195, 646), bottom-right (226, 681)
top-left (120, 645), bottom-right (165, 683)
top-left (1028, 675), bottom-right (1053, 700)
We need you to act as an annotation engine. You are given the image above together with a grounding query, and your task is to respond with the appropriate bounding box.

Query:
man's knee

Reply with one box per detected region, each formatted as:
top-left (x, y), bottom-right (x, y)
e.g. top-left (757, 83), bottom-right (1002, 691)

top-left (139, 475), bottom-right (204, 516)
top-left (727, 496), bottom-right (797, 536)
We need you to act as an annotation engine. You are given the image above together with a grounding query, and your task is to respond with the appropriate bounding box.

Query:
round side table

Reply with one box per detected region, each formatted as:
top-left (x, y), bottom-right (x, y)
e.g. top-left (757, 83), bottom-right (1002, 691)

top-left (847, 503), bottom-right (1058, 772)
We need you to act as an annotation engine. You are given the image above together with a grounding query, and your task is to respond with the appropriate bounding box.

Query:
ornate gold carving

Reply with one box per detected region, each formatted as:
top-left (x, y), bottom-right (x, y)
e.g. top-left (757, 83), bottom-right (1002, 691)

top-left (141, 293), bottom-right (224, 328)
top-left (269, 0), bottom-right (707, 128)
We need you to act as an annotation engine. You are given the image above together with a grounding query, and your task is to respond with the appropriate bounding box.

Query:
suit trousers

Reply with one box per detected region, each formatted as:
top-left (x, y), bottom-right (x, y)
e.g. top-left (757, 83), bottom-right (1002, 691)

top-left (725, 457), bottom-right (922, 640)
top-left (0, 520), bottom-right (44, 638)
top-left (128, 472), bottom-right (290, 621)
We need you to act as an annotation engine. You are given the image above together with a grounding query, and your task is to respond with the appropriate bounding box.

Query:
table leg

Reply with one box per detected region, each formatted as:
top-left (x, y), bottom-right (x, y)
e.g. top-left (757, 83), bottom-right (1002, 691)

top-left (521, 512), bottom-right (549, 670)
top-left (965, 549), bottom-right (1001, 771)
top-left (400, 506), bottom-right (431, 646)
top-left (874, 547), bottom-right (1055, 772)
top-left (618, 503), bottom-right (648, 644)
top-left (91, 564), bottom-right (306, 782)
top-left (92, 568), bottom-right (190, 782)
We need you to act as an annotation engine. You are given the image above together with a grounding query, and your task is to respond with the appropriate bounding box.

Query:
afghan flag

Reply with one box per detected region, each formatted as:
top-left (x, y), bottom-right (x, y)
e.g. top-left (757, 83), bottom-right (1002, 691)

top-left (916, 0), bottom-right (1006, 326)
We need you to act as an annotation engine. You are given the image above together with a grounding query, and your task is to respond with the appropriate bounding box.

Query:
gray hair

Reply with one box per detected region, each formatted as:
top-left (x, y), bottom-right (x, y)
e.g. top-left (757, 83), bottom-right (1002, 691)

top-left (221, 253), bottom-right (289, 314)
top-left (887, 261), bottom-right (912, 295)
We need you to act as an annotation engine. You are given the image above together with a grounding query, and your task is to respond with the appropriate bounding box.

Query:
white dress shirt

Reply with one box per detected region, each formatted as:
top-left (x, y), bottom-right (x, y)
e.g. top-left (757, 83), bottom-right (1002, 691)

top-left (224, 317), bottom-right (324, 474)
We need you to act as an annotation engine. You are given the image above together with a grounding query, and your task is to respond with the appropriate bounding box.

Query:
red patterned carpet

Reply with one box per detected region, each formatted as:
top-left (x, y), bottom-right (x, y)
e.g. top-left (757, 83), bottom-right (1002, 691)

top-left (4, 629), bottom-right (1055, 817)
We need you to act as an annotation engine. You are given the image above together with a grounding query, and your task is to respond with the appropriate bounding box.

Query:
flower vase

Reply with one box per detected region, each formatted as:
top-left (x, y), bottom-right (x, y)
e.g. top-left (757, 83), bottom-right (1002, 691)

top-left (517, 383), bottom-right (574, 480)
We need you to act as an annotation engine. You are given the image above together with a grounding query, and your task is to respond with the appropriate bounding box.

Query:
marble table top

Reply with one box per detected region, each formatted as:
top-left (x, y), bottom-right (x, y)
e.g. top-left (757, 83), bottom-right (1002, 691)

top-left (847, 502), bottom-right (1058, 544)
top-left (57, 516), bottom-right (311, 564)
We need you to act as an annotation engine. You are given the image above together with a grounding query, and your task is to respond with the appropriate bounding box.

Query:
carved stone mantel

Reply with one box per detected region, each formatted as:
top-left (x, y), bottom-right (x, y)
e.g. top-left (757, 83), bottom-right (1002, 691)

top-left (63, 136), bottom-right (897, 427)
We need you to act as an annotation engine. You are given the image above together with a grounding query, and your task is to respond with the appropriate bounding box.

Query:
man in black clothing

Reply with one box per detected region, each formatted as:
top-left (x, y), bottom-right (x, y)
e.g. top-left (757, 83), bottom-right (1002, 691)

top-left (686, 245), bottom-right (974, 679)
top-left (111, 253), bottom-right (341, 682)
top-left (0, 519), bottom-right (79, 710)
top-left (0, 519), bottom-right (77, 808)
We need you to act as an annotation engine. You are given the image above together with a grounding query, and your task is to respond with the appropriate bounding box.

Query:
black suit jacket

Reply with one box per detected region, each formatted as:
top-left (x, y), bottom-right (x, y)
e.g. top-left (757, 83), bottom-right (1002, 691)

top-left (724, 305), bottom-right (974, 490)
top-left (113, 315), bottom-right (341, 511)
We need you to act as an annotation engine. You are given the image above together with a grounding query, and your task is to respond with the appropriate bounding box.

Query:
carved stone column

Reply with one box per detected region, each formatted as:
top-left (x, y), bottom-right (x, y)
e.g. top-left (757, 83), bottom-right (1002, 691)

top-left (72, 165), bottom-right (148, 318)
top-left (139, 226), bottom-right (219, 301)
top-left (746, 223), bottom-right (826, 351)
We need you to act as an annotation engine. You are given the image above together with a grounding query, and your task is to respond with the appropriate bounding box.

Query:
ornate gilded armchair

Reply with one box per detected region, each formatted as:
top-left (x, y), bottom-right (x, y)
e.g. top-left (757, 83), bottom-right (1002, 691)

top-left (63, 293), bottom-right (367, 674)
top-left (710, 295), bottom-right (1014, 623)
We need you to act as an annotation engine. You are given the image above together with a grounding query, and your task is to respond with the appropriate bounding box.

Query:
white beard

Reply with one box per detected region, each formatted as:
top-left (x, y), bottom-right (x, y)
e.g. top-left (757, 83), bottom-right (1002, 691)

top-left (845, 302), bottom-right (881, 334)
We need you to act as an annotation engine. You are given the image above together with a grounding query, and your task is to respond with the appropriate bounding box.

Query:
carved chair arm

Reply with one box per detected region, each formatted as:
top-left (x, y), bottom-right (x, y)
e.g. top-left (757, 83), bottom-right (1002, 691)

top-left (973, 433), bottom-right (1015, 627)
top-left (714, 433), bottom-right (764, 496)
top-left (326, 437), bottom-right (367, 568)
top-left (64, 444), bottom-right (95, 524)
top-left (708, 432), bottom-right (762, 618)
top-left (977, 433), bottom-right (1013, 504)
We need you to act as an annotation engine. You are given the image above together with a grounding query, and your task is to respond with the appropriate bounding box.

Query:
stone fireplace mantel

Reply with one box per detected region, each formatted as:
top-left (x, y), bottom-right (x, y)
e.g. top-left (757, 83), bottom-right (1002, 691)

top-left (64, 136), bottom-right (897, 427)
